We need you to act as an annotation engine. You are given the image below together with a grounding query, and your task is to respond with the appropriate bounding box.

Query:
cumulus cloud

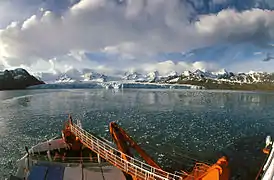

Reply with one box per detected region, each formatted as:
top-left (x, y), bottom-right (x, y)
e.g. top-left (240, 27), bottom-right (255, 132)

top-left (0, 0), bottom-right (39, 28)
top-left (140, 60), bottom-right (219, 75)
top-left (1, 0), bottom-right (274, 74)
top-left (196, 9), bottom-right (274, 45)
top-left (211, 0), bottom-right (227, 4)
top-left (229, 59), bottom-right (274, 73)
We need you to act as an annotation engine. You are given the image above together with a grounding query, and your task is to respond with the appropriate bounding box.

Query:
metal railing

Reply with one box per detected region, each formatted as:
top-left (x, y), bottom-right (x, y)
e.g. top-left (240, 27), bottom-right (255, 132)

top-left (69, 123), bottom-right (185, 180)
top-left (29, 156), bottom-right (110, 167)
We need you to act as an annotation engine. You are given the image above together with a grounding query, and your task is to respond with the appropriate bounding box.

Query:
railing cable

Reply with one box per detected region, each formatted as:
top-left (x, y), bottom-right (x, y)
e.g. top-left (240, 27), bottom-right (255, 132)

top-left (69, 123), bottom-right (187, 180)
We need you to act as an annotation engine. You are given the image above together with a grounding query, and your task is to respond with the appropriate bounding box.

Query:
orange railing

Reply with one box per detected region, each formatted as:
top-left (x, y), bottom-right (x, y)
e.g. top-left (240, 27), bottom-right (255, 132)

top-left (69, 123), bottom-right (186, 180)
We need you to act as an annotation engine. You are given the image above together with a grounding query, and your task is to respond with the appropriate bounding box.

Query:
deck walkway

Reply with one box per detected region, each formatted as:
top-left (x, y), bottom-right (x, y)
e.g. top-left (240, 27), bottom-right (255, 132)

top-left (69, 122), bottom-right (184, 180)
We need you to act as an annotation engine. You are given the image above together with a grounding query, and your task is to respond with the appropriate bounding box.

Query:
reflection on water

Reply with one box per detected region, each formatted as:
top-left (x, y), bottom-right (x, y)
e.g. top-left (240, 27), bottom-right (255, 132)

top-left (1, 89), bottom-right (274, 179)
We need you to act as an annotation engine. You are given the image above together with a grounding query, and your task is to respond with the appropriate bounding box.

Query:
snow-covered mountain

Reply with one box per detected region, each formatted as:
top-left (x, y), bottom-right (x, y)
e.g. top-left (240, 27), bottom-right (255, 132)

top-left (38, 68), bottom-right (110, 83)
top-left (0, 68), bottom-right (44, 90)
top-left (34, 67), bottom-right (274, 88)
top-left (180, 69), bottom-right (228, 81)
top-left (123, 70), bottom-right (178, 83)
top-left (123, 71), bottom-right (146, 82)
top-left (146, 71), bottom-right (160, 82)
top-left (82, 72), bottom-right (107, 82)
top-left (55, 74), bottom-right (76, 83)
top-left (178, 69), bottom-right (274, 84)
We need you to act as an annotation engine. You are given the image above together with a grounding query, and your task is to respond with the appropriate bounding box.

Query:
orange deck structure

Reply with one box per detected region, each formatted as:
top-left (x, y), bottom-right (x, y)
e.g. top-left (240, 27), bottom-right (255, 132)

top-left (63, 115), bottom-right (230, 180)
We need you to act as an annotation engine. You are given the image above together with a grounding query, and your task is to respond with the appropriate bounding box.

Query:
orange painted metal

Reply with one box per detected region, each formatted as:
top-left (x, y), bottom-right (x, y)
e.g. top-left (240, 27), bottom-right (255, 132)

top-left (263, 148), bottom-right (270, 154)
top-left (186, 157), bottom-right (229, 180)
top-left (109, 121), bottom-right (229, 180)
top-left (63, 116), bottom-right (230, 180)
top-left (109, 122), bottom-right (161, 169)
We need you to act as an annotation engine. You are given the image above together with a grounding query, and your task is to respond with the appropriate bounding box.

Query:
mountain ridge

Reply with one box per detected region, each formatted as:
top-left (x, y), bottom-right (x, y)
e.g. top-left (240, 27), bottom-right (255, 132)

top-left (32, 67), bottom-right (274, 90)
top-left (0, 68), bottom-right (44, 90)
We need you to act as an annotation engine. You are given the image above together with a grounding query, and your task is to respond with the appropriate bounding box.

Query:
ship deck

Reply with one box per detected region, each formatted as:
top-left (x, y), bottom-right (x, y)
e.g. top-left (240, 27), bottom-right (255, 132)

top-left (17, 163), bottom-right (125, 180)
top-left (10, 163), bottom-right (125, 180)
top-left (12, 119), bottom-right (184, 180)
top-left (10, 134), bottom-right (126, 180)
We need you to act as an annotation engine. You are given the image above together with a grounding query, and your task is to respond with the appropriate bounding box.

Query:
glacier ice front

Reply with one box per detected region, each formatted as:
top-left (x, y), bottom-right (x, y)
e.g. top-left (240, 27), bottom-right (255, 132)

top-left (28, 81), bottom-right (204, 90)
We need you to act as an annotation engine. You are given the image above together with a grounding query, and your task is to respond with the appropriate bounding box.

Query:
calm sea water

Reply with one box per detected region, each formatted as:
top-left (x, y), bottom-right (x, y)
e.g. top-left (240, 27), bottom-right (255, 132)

top-left (1, 89), bottom-right (274, 179)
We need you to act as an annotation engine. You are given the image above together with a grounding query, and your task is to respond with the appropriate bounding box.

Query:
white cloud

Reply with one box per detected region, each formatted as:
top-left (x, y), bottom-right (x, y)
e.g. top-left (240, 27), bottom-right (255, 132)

top-left (229, 59), bottom-right (274, 73)
top-left (1, 0), bottom-right (274, 73)
top-left (264, 0), bottom-right (274, 8)
top-left (196, 9), bottom-right (274, 44)
top-left (140, 60), bottom-right (219, 75)
top-left (211, 0), bottom-right (227, 5)
top-left (0, 0), bottom-right (42, 28)
top-left (254, 52), bottom-right (263, 55)
top-left (102, 42), bottom-right (143, 56)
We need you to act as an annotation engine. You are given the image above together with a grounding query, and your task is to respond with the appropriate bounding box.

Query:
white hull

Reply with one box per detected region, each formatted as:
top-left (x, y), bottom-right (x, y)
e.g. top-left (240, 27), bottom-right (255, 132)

top-left (259, 136), bottom-right (274, 180)
top-left (13, 137), bottom-right (125, 180)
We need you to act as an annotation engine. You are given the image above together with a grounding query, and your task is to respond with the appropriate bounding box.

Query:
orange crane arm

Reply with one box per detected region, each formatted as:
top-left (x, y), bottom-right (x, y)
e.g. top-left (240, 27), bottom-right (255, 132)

top-left (109, 121), bottom-right (229, 180)
top-left (109, 122), bottom-right (162, 170)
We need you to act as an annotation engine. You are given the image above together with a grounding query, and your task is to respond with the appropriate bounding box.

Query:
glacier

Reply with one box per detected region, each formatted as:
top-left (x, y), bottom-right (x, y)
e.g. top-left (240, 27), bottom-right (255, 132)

top-left (29, 67), bottom-right (274, 91)
top-left (28, 81), bottom-right (204, 90)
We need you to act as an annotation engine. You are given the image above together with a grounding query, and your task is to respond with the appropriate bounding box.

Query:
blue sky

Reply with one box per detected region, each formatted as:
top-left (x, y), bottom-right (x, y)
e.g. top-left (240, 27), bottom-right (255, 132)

top-left (1, 0), bottom-right (274, 75)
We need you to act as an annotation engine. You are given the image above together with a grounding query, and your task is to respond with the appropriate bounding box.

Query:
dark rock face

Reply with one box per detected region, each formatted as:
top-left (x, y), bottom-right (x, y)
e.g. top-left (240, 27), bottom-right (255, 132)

top-left (0, 68), bottom-right (44, 90)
